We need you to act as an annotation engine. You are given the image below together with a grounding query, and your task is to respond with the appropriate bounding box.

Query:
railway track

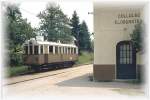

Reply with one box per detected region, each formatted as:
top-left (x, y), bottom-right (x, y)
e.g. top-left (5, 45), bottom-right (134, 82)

top-left (4, 64), bottom-right (89, 86)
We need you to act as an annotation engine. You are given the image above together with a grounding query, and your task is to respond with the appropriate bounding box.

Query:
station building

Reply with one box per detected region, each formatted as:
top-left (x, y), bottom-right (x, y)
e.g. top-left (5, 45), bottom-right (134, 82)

top-left (93, 3), bottom-right (145, 81)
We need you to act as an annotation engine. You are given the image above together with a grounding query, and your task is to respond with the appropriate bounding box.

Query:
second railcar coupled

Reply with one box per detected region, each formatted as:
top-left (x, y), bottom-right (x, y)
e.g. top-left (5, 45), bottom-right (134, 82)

top-left (23, 36), bottom-right (78, 71)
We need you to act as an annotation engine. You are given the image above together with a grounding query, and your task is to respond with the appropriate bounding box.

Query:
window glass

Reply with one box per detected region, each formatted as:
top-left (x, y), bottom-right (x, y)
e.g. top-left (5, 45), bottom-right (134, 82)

top-left (126, 50), bottom-right (129, 58)
top-left (34, 46), bottom-right (38, 55)
top-left (126, 45), bottom-right (129, 50)
top-left (123, 58), bottom-right (126, 64)
top-left (130, 50), bottom-right (132, 63)
top-left (119, 43), bottom-right (134, 64)
top-left (126, 58), bottom-right (128, 64)
top-left (74, 48), bottom-right (76, 54)
top-left (40, 45), bottom-right (43, 54)
top-left (55, 46), bottom-right (58, 54)
top-left (61, 47), bottom-right (64, 54)
top-left (68, 47), bottom-right (70, 54)
top-left (59, 47), bottom-right (61, 54)
top-left (24, 46), bottom-right (28, 54)
top-left (120, 50), bottom-right (122, 58)
top-left (123, 45), bottom-right (126, 51)
top-left (123, 50), bottom-right (126, 58)
top-left (65, 47), bottom-right (67, 54)
top-left (49, 46), bottom-right (53, 53)
top-left (70, 48), bottom-right (73, 54)
top-left (63, 47), bottom-right (65, 54)
top-left (120, 45), bottom-right (123, 50)
top-left (72, 48), bottom-right (74, 54)
top-left (30, 46), bottom-right (33, 54)
top-left (130, 57), bottom-right (132, 64)
top-left (130, 45), bottom-right (132, 51)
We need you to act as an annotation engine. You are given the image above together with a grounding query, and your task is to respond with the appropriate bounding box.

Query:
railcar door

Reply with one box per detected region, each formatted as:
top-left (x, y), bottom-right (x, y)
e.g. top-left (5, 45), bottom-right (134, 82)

top-left (116, 41), bottom-right (136, 79)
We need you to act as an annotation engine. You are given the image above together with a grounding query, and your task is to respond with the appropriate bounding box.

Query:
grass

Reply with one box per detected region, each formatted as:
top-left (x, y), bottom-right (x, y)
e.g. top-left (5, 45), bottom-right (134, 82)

top-left (6, 65), bottom-right (29, 77)
top-left (76, 51), bottom-right (94, 65)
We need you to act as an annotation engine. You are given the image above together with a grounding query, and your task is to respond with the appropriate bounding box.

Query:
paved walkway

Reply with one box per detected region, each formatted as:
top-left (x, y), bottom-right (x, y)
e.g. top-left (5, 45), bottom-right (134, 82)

top-left (3, 64), bottom-right (147, 100)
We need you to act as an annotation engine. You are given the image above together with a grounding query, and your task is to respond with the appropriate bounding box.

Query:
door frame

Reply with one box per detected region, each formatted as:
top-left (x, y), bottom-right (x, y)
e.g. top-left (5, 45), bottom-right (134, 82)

top-left (116, 40), bottom-right (137, 79)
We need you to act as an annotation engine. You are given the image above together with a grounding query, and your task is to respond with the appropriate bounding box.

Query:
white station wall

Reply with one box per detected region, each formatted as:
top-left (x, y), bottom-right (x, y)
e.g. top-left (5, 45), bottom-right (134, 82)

top-left (94, 6), bottom-right (143, 65)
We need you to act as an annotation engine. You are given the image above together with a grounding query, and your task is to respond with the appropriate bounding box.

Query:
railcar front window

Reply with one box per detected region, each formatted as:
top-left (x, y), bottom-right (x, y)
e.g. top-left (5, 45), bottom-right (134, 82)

top-left (24, 46), bottom-right (28, 54)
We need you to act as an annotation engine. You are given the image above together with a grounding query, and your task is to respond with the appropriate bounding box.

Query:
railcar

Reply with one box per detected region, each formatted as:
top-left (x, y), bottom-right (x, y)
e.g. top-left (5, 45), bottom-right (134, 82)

top-left (23, 36), bottom-right (78, 71)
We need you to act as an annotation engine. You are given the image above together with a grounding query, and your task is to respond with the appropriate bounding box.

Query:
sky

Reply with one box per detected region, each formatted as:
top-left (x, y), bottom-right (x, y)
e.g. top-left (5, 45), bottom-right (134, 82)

top-left (18, 1), bottom-right (93, 33)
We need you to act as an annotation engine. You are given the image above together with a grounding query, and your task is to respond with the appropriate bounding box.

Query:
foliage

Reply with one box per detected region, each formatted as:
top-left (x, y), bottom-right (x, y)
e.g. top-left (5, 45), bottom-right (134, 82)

top-left (90, 40), bottom-right (94, 52)
top-left (5, 4), bottom-right (35, 66)
top-left (6, 65), bottom-right (29, 77)
top-left (70, 11), bottom-right (80, 45)
top-left (70, 11), bottom-right (92, 53)
top-left (130, 22), bottom-right (143, 52)
top-left (79, 21), bottom-right (92, 52)
top-left (38, 3), bottom-right (73, 43)
top-left (76, 51), bottom-right (93, 65)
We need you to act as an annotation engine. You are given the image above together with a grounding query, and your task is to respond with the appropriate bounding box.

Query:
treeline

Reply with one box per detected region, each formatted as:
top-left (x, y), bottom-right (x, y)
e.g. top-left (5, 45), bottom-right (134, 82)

top-left (38, 4), bottom-right (93, 52)
top-left (4, 3), bottom-right (93, 66)
top-left (5, 4), bottom-right (36, 66)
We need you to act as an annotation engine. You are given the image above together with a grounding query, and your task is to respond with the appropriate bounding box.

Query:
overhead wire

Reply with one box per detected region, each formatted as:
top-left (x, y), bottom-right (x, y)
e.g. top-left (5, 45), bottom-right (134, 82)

top-left (19, 7), bottom-right (38, 17)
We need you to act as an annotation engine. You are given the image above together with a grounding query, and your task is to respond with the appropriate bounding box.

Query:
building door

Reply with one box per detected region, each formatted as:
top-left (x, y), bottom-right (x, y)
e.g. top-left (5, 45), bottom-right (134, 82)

top-left (116, 41), bottom-right (136, 79)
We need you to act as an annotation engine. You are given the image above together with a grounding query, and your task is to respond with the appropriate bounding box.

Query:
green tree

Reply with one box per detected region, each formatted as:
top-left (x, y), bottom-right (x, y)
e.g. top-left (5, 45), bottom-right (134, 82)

top-left (5, 4), bottom-right (35, 66)
top-left (70, 11), bottom-right (80, 45)
top-left (38, 3), bottom-right (73, 43)
top-left (79, 21), bottom-right (92, 52)
top-left (130, 22), bottom-right (143, 52)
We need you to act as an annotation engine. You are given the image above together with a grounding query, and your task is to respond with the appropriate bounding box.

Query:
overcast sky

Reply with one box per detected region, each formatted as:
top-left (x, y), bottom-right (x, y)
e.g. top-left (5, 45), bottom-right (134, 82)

top-left (19, 1), bottom-right (93, 33)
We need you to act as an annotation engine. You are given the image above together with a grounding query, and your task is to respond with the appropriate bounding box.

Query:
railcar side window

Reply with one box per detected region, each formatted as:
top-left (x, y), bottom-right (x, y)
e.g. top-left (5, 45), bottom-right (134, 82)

top-left (49, 46), bottom-right (53, 53)
top-left (65, 47), bottom-right (68, 54)
top-left (34, 46), bottom-right (38, 55)
top-left (68, 47), bottom-right (70, 54)
top-left (24, 46), bottom-right (28, 54)
top-left (74, 48), bottom-right (76, 54)
top-left (72, 48), bottom-right (74, 54)
top-left (62, 47), bottom-right (64, 54)
top-left (41, 45), bottom-right (43, 54)
top-left (55, 46), bottom-right (58, 54)
top-left (30, 46), bottom-right (33, 54)
top-left (70, 48), bottom-right (72, 54)
top-left (58, 47), bottom-right (61, 54)
top-left (63, 47), bottom-right (65, 54)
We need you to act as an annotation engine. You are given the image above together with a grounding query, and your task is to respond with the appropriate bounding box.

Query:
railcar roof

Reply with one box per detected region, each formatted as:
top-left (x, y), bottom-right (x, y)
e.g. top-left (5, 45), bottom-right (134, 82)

top-left (24, 40), bottom-right (77, 48)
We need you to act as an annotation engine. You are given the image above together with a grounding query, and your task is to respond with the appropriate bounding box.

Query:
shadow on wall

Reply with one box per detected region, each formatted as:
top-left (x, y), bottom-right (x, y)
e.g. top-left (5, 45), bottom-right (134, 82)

top-left (55, 73), bottom-right (142, 89)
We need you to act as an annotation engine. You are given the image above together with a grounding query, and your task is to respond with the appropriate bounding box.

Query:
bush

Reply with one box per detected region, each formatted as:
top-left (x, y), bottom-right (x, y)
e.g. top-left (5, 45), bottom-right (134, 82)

top-left (76, 51), bottom-right (93, 65)
top-left (10, 52), bottom-right (23, 66)
top-left (6, 65), bottom-right (29, 77)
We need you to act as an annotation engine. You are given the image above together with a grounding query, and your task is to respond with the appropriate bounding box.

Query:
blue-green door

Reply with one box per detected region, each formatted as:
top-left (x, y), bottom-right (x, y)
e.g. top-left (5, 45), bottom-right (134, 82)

top-left (116, 41), bottom-right (136, 79)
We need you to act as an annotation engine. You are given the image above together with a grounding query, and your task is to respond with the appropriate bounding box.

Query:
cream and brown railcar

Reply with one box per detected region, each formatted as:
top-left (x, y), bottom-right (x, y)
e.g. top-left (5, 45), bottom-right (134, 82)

top-left (23, 37), bottom-right (78, 70)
